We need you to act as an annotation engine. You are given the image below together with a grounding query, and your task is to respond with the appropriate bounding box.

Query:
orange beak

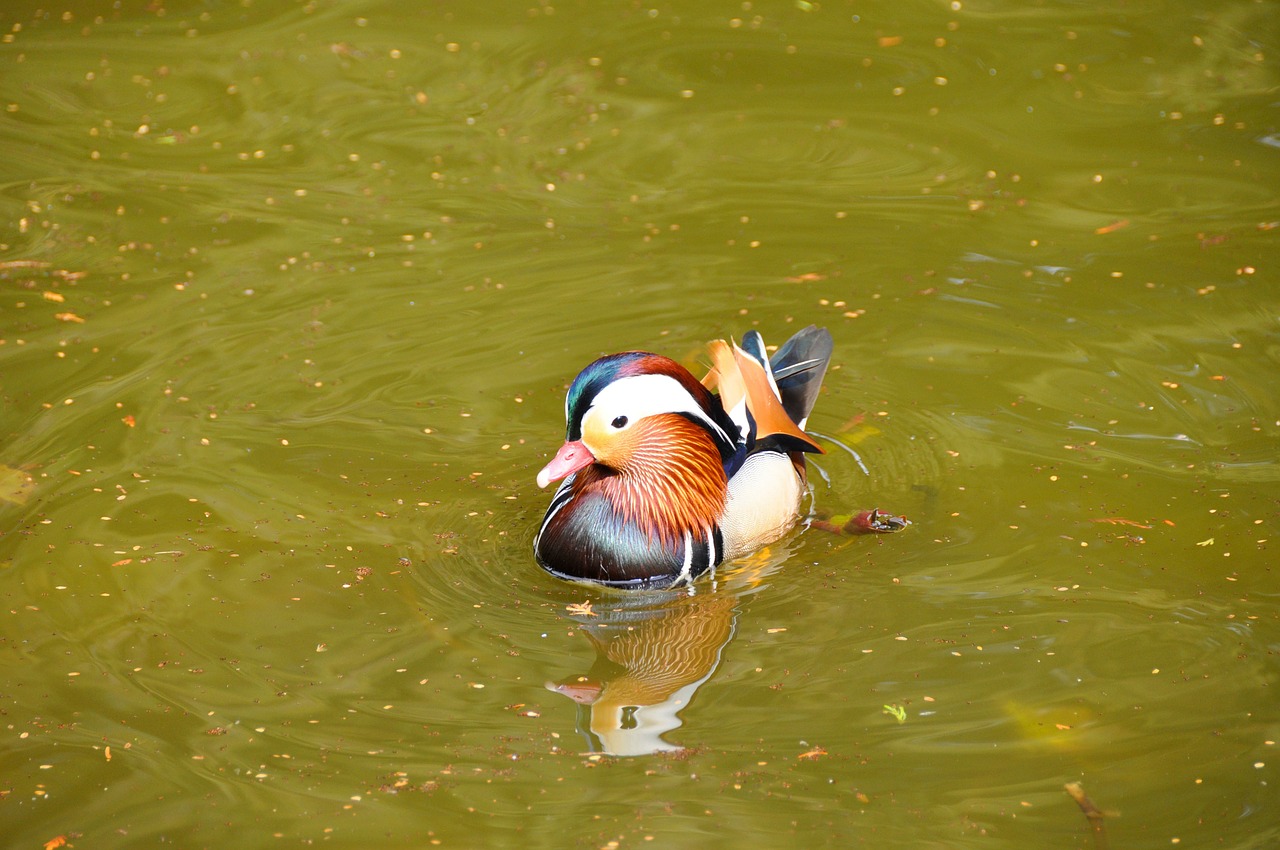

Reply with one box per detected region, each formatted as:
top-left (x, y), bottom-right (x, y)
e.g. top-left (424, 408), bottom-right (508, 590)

top-left (536, 440), bottom-right (595, 489)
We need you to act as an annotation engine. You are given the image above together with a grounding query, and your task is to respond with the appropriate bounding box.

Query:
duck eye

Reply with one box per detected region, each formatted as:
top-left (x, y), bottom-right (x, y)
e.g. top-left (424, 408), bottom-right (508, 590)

top-left (611, 415), bottom-right (628, 429)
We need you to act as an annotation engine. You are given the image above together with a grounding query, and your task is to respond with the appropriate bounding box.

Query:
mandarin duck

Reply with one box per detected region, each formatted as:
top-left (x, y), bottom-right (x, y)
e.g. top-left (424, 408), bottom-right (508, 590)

top-left (534, 325), bottom-right (901, 589)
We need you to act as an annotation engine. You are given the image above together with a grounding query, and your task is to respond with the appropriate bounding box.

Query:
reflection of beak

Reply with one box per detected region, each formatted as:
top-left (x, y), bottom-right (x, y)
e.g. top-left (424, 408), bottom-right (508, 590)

top-left (546, 677), bottom-right (602, 705)
top-left (536, 440), bottom-right (595, 489)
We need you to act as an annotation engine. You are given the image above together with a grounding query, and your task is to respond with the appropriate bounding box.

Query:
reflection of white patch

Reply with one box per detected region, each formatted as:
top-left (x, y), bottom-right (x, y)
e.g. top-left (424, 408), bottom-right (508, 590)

top-left (592, 678), bottom-right (704, 756)
top-left (720, 452), bottom-right (804, 558)
top-left (584, 374), bottom-right (731, 445)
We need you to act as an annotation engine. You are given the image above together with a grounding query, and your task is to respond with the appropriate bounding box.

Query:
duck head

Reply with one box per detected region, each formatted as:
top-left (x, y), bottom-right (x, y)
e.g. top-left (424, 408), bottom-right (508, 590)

top-left (536, 351), bottom-right (740, 491)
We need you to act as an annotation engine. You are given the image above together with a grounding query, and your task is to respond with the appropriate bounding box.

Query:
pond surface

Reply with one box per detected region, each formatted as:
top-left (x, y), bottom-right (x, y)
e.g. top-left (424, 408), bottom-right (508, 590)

top-left (1, 0), bottom-right (1277, 847)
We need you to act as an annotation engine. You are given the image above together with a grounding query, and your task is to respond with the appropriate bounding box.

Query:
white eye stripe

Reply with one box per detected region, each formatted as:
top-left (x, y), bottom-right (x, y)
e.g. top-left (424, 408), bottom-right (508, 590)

top-left (585, 374), bottom-right (730, 443)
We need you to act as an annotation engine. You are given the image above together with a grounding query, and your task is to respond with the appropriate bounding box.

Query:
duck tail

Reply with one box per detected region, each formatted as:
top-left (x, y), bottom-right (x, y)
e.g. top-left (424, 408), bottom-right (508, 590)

top-left (766, 325), bottom-right (832, 429)
top-left (720, 329), bottom-right (825, 456)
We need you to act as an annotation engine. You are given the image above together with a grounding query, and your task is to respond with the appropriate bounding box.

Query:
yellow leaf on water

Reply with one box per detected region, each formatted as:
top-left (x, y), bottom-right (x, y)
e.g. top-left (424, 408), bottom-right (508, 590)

top-left (837, 423), bottom-right (882, 444)
top-left (565, 600), bottom-right (596, 617)
top-left (1196, 537), bottom-right (1215, 547)
top-left (54, 312), bottom-right (85, 323)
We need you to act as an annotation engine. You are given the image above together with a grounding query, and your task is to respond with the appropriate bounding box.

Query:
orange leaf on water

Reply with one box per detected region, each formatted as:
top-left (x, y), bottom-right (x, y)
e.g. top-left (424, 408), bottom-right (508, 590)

top-left (44, 837), bottom-right (68, 850)
top-left (121, 415), bottom-right (136, 428)
top-left (1089, 518), bottom-right (1152, 528)
top-left (1094, 219), bottom-right (1130, 234)
top-left (54, 312), bottom-right (85, 323)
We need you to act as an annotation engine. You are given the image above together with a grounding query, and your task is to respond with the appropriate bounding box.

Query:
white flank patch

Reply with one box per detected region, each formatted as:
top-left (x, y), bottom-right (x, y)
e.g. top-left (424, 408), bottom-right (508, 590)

top-left (720, 452), bottom-right (804, 557)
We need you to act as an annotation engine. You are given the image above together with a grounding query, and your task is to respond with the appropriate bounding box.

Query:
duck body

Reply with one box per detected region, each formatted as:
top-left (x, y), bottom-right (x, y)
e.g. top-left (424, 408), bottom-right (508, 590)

top-left (534, 325), bottom-right (833, 589)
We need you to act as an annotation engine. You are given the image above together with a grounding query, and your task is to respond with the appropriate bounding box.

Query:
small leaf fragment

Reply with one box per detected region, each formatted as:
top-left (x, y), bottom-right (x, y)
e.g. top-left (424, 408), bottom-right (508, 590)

top-left (1094, 219), bottom-right (1130, 235)
top-left (1090, 517), bottom-right (1152, 528)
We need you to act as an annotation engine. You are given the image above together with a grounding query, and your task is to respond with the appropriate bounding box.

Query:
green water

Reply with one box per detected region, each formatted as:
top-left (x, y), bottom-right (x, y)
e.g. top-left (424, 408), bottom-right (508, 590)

top-left (1, 0), bottom-right (1276, 847)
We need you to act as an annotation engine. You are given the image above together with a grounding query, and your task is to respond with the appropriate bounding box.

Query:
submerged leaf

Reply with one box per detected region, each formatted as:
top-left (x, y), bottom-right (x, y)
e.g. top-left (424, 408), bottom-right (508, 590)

top-left (0, 465), bottom-right (35, 505)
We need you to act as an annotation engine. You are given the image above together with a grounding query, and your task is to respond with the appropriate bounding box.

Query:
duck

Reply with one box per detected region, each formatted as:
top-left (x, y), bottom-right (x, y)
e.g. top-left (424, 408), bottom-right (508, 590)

top-left (534, 325), bottom-right (904, 589)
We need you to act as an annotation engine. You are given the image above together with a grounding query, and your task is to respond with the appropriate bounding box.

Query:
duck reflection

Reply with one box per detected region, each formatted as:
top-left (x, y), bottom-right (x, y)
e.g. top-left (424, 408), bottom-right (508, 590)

top-left (547, 587), bottom-right (738, 756)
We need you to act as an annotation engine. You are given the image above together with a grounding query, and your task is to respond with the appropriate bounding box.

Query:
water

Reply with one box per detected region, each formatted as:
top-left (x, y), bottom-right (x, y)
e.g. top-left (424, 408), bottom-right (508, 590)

top-left (2, 0), bottom-right (1277, 847)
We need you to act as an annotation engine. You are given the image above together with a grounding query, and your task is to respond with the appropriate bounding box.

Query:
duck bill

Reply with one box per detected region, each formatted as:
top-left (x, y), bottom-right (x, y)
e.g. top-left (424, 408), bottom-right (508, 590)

top-left (546, 677), bottom-right (603, 705)
top-left (536, 440), bottom-right (595, 489)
